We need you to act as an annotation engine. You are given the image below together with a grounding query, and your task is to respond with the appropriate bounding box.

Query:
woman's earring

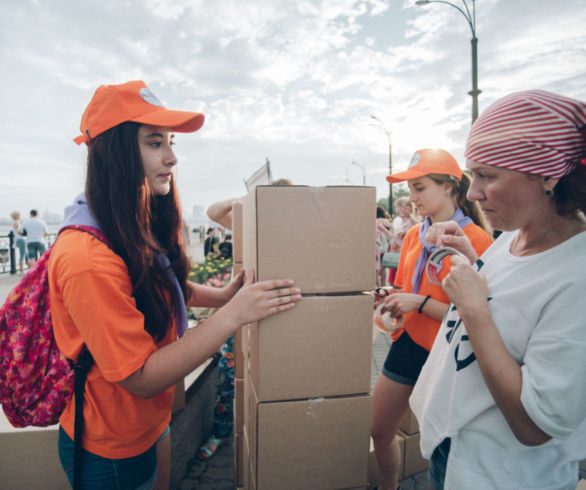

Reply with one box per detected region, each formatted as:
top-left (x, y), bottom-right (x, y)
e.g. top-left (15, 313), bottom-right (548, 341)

top-left (545, 189), bottom-right (553, 197)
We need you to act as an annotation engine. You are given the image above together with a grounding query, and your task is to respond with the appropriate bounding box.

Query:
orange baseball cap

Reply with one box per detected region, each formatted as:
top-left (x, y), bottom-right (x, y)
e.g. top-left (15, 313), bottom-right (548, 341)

top-left (386, 148), bottom-right (462, 183)
top-left (73, 80), bottom-right (205, 145)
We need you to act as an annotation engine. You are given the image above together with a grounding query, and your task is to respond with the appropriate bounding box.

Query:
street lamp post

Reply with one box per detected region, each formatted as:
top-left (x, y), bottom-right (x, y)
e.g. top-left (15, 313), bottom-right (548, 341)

top-left (351, 161), bottom-right (366, 186)
top-left (415, 0), bottom-right (480, 122)
top-left (370, 115), bottom-right (393, 214)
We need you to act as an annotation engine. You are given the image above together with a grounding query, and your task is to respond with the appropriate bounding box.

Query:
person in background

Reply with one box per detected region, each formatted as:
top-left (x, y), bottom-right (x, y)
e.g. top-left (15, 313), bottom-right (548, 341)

top-left (49, 80), bottom-right (301, 489)
top-left (217, 233), bottom-right (233, 260)
top-left (9, 211), bottom-right (28, 274)
top-left (387, 197), bottom-right (419, 286)
top-left (203, 227), bottom-right (218, 257)
top-left (21, 209), bottom-right (48, 266)
top-left (370, 149), bottom-right (493, 490)
top-left (376, 206), bottom-right (392, 287)
top-left (411, 90), bottom-right (586, 490)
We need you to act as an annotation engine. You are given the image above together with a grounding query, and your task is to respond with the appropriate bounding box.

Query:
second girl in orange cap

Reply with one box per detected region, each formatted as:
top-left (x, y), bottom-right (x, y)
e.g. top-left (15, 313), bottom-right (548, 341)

top-left (370, 148), bottom-right (492, 490)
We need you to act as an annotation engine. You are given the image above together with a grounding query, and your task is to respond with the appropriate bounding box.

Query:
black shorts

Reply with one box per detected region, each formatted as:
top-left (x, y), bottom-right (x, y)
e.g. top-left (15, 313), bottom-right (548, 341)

top-left (382, 331), bottom-right (429, 386)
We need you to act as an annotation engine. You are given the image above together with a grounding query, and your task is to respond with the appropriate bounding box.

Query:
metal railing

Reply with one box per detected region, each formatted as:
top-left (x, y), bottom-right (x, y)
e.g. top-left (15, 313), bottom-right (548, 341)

top-left (0, 231), bottom-right (57, 275)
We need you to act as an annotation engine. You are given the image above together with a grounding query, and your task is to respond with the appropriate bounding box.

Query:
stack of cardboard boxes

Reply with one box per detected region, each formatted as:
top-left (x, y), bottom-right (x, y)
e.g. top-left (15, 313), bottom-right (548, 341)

top-left (233, 185), bottom-right (376, 489)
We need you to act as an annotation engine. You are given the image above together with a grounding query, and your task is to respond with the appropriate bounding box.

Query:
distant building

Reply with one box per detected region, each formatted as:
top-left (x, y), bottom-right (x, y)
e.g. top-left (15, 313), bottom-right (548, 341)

top-left (188, 205), bottom-right (209, 229)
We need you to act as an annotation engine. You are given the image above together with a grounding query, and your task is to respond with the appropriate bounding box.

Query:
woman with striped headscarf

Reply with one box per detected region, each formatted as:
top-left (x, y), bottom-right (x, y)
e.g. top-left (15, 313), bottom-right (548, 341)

top-left (410, 90), bottom-right (586, 490)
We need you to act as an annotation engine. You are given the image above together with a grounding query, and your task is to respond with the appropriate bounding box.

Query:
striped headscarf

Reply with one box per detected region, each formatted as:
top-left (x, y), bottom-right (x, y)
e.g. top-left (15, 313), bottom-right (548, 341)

top-left (465, 90), bottom-right (586, 178)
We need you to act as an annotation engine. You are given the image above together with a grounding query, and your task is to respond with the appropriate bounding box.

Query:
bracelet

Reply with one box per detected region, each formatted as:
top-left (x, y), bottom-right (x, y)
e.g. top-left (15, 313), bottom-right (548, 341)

top-left (418, 295), bottom-right (431, 314)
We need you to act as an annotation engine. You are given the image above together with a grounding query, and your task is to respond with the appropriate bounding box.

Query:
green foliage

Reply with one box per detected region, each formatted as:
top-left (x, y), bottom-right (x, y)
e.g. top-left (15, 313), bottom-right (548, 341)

top-left (377, 183), bottom-right (409, 214)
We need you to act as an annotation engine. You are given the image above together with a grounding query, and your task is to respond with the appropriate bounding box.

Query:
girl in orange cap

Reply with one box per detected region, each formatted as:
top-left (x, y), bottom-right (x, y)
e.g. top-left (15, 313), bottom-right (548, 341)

top-left (49, 81), bottom-right (301, 489)
top-left (370, 148), bottom-right (492, 490)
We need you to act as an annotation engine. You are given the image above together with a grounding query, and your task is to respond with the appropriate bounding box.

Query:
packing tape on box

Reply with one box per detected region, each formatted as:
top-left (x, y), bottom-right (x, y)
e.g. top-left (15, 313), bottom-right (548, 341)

top-left (373, 302), bottom-right (403, 334)
top-left (425, 246), bottom-right (466, 286)
top-left (306, 397), bottom-right (325, 418)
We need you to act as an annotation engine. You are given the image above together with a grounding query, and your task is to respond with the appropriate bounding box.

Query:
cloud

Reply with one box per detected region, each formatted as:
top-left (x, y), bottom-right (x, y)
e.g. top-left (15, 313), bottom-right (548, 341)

top-left (0, 0), bottom-right (584, 219)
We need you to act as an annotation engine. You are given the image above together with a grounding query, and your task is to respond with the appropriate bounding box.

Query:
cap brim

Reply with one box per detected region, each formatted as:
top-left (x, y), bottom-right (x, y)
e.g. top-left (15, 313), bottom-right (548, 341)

top-left (386, 169), bottom-right (426, 183)
top-left (132, 109), bottom-right (205, 133)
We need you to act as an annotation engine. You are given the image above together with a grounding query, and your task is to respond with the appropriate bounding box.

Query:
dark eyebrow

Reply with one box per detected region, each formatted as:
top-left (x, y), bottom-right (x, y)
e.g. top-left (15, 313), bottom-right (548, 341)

top-left (143, 132), bottom-right (176, 141)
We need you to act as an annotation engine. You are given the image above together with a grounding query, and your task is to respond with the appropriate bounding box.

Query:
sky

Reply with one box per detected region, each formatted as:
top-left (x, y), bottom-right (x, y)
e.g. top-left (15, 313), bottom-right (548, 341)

top-left (1, 0), bottom-right (585, 223)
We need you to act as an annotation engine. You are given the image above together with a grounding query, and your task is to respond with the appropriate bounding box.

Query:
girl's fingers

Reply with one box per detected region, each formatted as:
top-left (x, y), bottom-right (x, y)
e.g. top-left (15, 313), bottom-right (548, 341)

top-left (243, 269), bottom-right (255, 286)
top-left (268, 287), bottom-right (301, 298)
top-left (268, 293), bottom-right (302, 307)
top-left (259, 278), bottom-right (295, 290)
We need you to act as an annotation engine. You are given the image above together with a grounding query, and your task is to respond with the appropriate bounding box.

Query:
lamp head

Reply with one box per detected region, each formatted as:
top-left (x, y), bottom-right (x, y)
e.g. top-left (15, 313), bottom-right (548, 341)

top-left (415, 0), bottom-right (430, 4)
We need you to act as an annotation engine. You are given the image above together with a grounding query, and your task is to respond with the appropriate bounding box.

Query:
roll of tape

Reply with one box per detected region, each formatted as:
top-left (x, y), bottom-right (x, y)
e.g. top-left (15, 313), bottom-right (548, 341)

top-left (426, 246), bottom-right (465, 286)
top-left (373, 302), bottom-right (403, 334)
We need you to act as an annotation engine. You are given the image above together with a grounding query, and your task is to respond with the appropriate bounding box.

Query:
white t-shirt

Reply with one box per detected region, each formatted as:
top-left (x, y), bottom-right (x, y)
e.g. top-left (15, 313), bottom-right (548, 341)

top-left (22, 217), bottom-right (48, 243)
top-left (410, 230), bottom-right (586, 490)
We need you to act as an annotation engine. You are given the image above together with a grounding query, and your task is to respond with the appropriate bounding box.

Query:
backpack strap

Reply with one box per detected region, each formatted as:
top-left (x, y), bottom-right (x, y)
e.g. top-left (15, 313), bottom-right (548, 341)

top-left (56, 225), bottom-right (110, 490)
top-left (72, 348), bottom-right (93, 490)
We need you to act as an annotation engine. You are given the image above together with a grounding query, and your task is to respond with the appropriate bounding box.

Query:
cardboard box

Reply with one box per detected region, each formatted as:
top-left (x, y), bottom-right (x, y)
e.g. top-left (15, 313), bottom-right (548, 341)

top-left (243, 186), bottom-right (376, 294)
top-left (248, 294), bottom-right (373, 401)
top-left (235, 377), bottom-right (245, 436)
top-left (398, 430), bottom-right (428, 478)
top-left (0, 429), bottom-right (70, 489)
top-left (232, 201), bottom-right (243, 263)
top-left (233, 261), bottom-right (243, 276)
top-left (398, 407), bottom-right (419, 435)
top-left (234, 326), bottom-right (245, 378)
top-left (235, 432), bottom-right (250, 488)
top-left (247, 382), bottom-right (371, 490)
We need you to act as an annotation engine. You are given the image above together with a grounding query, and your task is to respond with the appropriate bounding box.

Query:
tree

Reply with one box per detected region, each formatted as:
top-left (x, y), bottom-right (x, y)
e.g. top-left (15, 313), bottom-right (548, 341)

top-left (377, 183), bottom-right (409, 215)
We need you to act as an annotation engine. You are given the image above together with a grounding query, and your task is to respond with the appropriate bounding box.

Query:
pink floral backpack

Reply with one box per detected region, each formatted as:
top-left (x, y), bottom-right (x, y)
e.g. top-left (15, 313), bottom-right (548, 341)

top-left (0, 225), bottom-right (108, 427)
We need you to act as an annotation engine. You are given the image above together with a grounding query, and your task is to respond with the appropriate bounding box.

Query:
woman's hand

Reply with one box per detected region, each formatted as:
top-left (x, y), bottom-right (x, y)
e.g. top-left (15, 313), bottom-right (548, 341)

top-left (442, 255), bottom-right (488, 315)
top-left (221, 270), bottom-right (302, 326)
top-left (426, 221), bottom-right (478, 264)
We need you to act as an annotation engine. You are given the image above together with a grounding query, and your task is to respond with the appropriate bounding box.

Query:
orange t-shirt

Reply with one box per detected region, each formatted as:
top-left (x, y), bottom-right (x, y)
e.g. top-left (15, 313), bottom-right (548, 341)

top-left (391, 222), bottom-right (492, 352)
top-left (48, 230), bottom-right (176, 459)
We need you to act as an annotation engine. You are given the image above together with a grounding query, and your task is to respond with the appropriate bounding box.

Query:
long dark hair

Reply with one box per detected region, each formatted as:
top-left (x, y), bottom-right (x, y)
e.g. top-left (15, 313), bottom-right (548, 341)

top-left (85, 121), bottom-right (191, 342)
top-left (428, 172), bottom-right (492, 234)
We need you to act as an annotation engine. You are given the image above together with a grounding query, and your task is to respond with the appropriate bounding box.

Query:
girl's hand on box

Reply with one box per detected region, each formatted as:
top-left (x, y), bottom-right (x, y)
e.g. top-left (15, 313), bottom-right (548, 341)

top-left (222, 270), bottom-right (302, 326)
top-left (220, 269), bottom-right (245, 304)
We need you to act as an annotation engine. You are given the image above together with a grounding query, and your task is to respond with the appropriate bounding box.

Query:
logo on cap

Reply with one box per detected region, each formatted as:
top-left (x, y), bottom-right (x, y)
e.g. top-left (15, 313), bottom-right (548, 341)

top-left (408, 153), bottom-right (421, 168)
top-left (139, 87), bottom-right (164, 107)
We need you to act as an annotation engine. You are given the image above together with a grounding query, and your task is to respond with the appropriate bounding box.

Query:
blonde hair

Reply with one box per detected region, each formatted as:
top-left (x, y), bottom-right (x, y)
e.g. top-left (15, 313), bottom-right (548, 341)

top-left (394, 197), bottom-right (413, 213)
top-left (10, 211), bottom-right (20, 220)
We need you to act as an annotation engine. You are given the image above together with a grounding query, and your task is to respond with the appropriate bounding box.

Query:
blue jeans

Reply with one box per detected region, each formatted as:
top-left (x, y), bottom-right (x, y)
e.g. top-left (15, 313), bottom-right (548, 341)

top-left (27, 241), bottom-right (46, 260)
top-left (428, 437), bottom-right (451, 490)
top-left (58, 426), bottom-right (157, 490)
